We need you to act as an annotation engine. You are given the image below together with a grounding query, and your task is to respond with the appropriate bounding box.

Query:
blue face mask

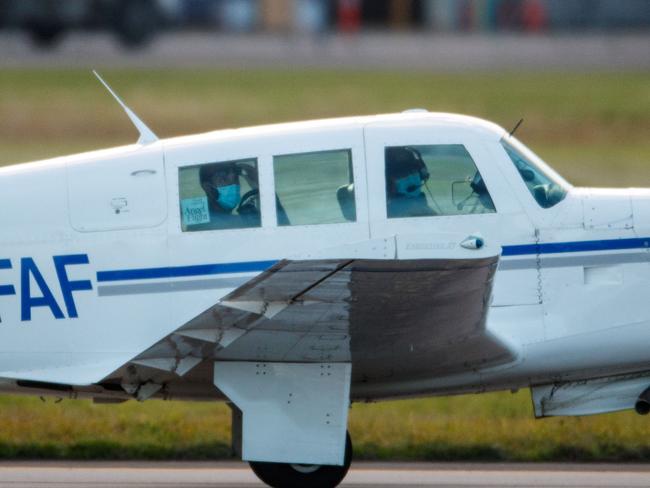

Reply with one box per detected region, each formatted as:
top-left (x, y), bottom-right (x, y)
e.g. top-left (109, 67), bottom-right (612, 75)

top-left (394, 173), bottom-right (423, 198)
top-left (214, 184), bottom-right (240, 211)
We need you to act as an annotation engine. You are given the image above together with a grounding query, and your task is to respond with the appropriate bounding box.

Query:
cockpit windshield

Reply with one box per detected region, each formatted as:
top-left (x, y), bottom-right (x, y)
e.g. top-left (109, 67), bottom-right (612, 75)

top-left (500, 137), bottom-right (570, 209)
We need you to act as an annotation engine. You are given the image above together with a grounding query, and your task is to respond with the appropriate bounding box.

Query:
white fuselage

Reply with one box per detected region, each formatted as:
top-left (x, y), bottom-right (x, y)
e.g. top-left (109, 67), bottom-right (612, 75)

top-left (0, 112), bottom-right (649, 405)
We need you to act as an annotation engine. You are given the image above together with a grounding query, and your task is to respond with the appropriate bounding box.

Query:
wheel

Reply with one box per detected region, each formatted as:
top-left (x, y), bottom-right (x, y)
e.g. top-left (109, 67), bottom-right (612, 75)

top-left (249, 432), bottom-right (352, 488)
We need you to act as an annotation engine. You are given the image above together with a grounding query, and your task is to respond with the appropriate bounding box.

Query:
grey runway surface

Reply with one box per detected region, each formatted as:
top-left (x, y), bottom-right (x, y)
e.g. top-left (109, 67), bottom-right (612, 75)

top-left (1, 32), bottom-right (649, 71)
top-left (1, 462), bottom-right (650, 488)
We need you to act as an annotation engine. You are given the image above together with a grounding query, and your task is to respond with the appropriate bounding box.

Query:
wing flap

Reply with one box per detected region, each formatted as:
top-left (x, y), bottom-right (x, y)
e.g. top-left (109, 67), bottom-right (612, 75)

top-left (105, 255), bottom-right (513, 390)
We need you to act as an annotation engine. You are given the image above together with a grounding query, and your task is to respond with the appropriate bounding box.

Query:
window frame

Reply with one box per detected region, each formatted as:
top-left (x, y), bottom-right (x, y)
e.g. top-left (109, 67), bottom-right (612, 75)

top-left (363, 122), bottom-right (518, 234)
top-left (500, 137), bottom-right (571, 210)
top-left (383, 143), bottom-right (496, 220)
top-left (173, 153), bottom-right (266, 235)
top-left (272, 147), bottom-right (357, 228)
top-left (166, 127), bottom-right (368, 239)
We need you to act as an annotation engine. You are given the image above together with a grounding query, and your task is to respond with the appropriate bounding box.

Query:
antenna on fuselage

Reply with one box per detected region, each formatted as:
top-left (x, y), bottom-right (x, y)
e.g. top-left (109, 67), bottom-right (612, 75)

top-left (92, 70), bottom-right (158, 145)
top-left (509, 118), bottom-right (524, 137)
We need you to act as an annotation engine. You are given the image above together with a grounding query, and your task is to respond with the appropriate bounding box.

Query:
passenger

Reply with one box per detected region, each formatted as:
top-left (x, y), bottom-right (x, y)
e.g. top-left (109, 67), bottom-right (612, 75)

top-left (385, 147), bottom-right (435, 218)
top-left (198, 162), bottom-right (260, 229)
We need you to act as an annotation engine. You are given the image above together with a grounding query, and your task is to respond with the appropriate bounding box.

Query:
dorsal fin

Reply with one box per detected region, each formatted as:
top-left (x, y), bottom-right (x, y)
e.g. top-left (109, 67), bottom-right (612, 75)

top-left (92, 70), bottom-right (158, 145)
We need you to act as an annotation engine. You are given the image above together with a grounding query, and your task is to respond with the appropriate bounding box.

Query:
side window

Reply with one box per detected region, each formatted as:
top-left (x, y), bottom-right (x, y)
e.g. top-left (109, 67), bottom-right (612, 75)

top-left (273, 149), bottom-right (355, 226)
top-left (501, 138), bottom-right (568, 209)
top-left (178, 158), bottom-right (260, 232)
top-left (385, 144), bottom-right (495, 219)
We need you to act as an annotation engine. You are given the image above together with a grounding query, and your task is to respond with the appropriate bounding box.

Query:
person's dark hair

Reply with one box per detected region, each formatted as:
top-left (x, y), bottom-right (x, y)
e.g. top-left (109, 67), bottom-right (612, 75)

top-left (385, 147), bottom-right (427, 179)
top-left (199, 162), bottom-right (237, 184)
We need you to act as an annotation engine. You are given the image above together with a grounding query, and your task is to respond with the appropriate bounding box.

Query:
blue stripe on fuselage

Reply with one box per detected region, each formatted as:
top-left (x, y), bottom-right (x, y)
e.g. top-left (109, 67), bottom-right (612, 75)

top-left (502, 236), bottom-right (650, 257)
top-left (96, 260), bottom-right (278, 283)
top-left (94, 237), bottom-right (650, 283)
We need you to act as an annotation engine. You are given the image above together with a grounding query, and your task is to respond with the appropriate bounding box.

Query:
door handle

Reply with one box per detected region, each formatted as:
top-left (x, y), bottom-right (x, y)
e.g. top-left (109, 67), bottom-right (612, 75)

top-left (460, 235), bottom-right (484, 250)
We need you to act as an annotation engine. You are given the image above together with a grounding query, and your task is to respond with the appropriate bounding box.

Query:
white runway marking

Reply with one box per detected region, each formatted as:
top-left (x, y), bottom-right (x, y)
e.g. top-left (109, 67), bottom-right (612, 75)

top-left (0, 462), bottom-right (649, 487)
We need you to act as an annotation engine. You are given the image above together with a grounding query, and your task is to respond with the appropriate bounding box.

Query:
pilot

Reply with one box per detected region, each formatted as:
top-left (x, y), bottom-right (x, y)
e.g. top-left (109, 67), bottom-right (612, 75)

top-left (199, 162), bottom-right (260, 229)
top-left (385, 147), bottom-right (435, 218)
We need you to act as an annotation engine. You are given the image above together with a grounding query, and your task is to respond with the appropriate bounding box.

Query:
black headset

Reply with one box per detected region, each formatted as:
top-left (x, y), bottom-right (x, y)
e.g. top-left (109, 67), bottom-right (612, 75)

top-left (404, 147), bottom-right (430, 183)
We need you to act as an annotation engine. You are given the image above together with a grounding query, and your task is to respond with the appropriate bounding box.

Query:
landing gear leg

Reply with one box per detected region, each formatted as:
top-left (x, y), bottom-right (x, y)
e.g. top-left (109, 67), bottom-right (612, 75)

top-left (249, 432), bottom-right (353, 488)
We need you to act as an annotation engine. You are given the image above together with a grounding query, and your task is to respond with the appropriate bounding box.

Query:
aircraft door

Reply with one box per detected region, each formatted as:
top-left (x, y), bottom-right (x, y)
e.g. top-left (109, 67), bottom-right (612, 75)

top-left (67, 144), bottom-right (167, 232)
top-left (364, 122), bottom-right (541, 307)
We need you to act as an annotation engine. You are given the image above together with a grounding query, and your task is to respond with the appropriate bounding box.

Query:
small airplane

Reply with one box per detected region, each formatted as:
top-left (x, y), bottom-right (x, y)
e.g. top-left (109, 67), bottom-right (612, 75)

top-left (1, 73), bottom-right (649, 488)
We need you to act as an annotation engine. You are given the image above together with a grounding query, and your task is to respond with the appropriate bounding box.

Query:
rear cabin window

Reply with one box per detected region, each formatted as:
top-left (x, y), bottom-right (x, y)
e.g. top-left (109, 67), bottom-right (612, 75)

top-left (501, 138), bottom-right (569, 209)
top-left (385, 144), bottom-right (495, 219)
top-left (178, 158), bottom-right (260, 232)
top-left (273, 149), bottom-right (355, 226)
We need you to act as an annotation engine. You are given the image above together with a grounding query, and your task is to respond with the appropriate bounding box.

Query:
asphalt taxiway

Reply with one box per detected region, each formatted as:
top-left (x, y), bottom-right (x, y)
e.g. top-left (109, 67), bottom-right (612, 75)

top-left (0, 462), bottom-right (649, 487)
top-left (1, 32), bottom-right (649, 71)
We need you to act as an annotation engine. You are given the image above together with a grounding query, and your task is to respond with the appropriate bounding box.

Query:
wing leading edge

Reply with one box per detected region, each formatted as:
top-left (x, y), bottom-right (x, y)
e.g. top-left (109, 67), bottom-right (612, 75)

top-left (101, 254), bottom-right (512, 465)
top-left (104, 254), bottom-right (512, 398)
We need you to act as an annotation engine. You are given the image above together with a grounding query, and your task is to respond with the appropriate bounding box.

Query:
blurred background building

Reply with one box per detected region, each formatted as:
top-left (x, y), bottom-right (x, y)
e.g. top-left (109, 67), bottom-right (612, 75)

top-left (1, 0), bottom-right (649, 49)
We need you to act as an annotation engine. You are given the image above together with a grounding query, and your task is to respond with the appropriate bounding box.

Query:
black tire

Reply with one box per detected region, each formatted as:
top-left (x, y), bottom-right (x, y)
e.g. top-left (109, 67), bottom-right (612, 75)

top-left (249, 432), bottom-right (352, 488)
